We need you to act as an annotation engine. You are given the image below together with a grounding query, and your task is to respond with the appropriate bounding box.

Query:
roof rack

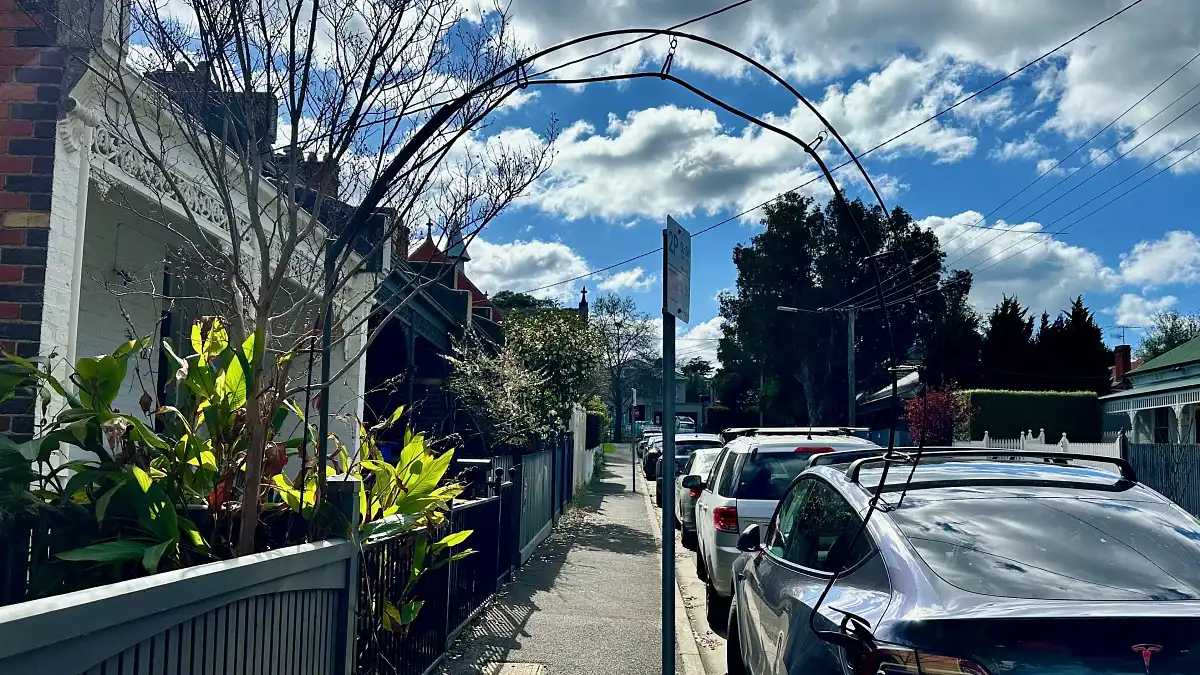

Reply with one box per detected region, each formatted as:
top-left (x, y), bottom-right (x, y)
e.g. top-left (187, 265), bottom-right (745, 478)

top-left (846, 449), bottom-right (1137, 485)
top-left (746, 426), bottom-right (869, 436)
top-left (808, 448), bottom-right (888, 467)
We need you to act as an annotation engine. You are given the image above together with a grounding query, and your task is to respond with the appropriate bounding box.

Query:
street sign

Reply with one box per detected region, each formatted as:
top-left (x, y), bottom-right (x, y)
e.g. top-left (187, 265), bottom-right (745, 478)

top-left (665, 215), bottom-right (691, 323)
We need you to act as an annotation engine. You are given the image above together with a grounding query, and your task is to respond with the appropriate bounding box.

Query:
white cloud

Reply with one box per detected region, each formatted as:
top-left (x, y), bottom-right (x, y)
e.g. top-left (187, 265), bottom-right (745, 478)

top-left (991, 135), bottom-right (1046, 162)
top-left (465, 237), bottom-right (590, 302)
top-left (491, 1), bottom-right (1200, 176)
top-left (1035, 158), bottom-right (1066, 176)
top-left (648, 316), bottom-right (726, 367)
top-left (598, 267), bottom-right (658, 293)
top-left (1119, 230), bottom-right (1200, 288)
top-left (1106, 293), bottom-right (1177, 327)
top-left (918, 210), bottom-right (1120, 314)
top-left (528, 56), bottom-right (974, 222)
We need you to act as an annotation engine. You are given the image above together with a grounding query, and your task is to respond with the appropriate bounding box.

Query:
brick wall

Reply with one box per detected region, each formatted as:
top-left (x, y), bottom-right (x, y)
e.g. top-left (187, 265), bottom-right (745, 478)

top-left (0, 0), bottom-right (65, 438)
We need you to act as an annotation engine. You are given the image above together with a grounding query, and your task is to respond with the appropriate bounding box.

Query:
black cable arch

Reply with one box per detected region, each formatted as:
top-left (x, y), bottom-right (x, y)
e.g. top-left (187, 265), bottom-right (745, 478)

top-left (322, 26), bottom-right (920, 649)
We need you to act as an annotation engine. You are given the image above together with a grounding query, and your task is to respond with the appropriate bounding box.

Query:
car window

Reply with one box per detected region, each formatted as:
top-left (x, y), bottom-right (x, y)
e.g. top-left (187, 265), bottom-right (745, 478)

top-left (732, 452), bottom-right (813, 501)
top-left (674, 440), bottom-right (723, 458)
top-left (689, 450), bottom-right (721, 477)
top-left (768, 479), bottom-right (812, 557)
top-left (713, 450), bottom-right (740, 496)
top-left (778, 480), bottom-right (873, 572)
top-left (890, 493), bottom-right (1200, 601)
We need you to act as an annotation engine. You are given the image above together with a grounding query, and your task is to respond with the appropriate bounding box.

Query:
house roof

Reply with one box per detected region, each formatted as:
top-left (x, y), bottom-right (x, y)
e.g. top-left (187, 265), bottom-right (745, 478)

top-left (1100, 373), bottom-right (1200, 400)
top-left (407, 236), bottom-right (497, 319)
top-left (1130, 335), bottom-right (1200, 374)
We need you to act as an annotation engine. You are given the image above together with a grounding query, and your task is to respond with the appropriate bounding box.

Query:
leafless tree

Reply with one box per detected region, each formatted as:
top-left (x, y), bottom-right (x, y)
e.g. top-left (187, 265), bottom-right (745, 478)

top-left (45, 0), bottom-right (556, 553)
top-left (590, 293), bottom-right (656, 442)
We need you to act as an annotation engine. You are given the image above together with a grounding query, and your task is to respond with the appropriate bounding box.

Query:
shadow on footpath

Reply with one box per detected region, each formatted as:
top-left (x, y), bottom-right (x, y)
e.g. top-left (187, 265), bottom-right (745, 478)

top-left (436, 453), bottom-right (652, 673)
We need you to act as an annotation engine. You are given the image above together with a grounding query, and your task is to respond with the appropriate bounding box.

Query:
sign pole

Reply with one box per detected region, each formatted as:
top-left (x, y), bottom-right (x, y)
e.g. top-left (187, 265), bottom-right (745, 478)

top-left (661, 214), bottom-right (690, 675)
top-left (661, 225), bottom-right (676, 675)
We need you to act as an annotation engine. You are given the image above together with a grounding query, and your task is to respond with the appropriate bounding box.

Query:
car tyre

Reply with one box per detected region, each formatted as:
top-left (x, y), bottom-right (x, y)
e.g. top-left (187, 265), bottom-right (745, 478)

top-left (726, 600), bottom-right (748, 675)
top-left (696, 550), bottom-right (709, 582)
top-left (681, 528), bottom-right (697, 550)
top-left (655, 489), bottom-right (662, 507)
top-left (705, 580), bottom-right (730, 631)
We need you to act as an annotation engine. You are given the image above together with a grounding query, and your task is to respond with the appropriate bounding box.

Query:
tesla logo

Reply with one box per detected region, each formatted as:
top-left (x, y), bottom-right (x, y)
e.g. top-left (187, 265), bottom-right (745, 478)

top-left (1132, 644), bottom-right (1162, 674)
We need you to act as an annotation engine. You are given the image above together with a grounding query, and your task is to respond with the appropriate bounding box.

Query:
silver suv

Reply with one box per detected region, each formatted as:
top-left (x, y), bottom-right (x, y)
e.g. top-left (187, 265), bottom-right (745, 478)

top-left (688, 434), bottom-right (879, 627)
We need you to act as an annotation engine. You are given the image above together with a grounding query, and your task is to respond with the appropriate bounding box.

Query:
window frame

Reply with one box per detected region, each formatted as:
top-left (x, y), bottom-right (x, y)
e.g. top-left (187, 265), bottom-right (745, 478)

top-left (763, 476), bottom-right (878, 576)
top-left (711, 448), bottom-right (742, 496)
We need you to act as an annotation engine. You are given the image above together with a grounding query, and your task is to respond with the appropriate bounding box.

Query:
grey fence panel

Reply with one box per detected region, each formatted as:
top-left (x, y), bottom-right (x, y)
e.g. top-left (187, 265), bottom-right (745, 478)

top-left (520, 448), bottom-right (554, 560)
top-left (0, 539), bottom-right (357, 675)
top-left (1128, 443), bottom-right (1200, 516)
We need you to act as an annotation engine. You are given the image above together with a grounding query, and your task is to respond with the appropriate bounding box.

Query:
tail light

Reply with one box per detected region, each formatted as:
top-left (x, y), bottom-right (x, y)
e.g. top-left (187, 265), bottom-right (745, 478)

top-left (859, 646), bottom-right (989, 675)
top-left (713, 506), bottom-right (739, 533)
top-left (796, 446), bottom-right (835, 454)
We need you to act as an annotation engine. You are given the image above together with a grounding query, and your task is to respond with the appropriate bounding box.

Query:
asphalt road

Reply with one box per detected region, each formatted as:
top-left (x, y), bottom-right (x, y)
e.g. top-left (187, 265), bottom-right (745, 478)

top-left (436, 447), bottom-right (684, 675)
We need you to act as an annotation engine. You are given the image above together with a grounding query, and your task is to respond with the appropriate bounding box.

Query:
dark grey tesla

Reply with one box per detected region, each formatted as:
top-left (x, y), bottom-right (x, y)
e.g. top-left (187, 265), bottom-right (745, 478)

top-left (727, 449), bottom-right (1200, 675)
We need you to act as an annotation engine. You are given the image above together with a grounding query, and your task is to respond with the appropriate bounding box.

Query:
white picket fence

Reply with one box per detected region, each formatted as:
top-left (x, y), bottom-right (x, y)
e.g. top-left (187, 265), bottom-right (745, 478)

top-left (953, 429), bottom-right (1125, 472)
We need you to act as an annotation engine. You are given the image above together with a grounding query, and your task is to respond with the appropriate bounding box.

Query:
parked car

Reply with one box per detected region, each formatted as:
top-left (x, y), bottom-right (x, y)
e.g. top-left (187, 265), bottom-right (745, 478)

top-left (676, 416), bottom-right (696, 432)
top-left (674, 446), bottom-right (724, 550)
top-left (689, 434), bottom-right (879, 627)
top-left (641, 437), bottom-right (665, 479)
top-left (637, 430), bottom-right (662, 459)
top-left (654, 434), bottom-right (724, 507)
top-left (725, 448), bottom-right (1200, 675)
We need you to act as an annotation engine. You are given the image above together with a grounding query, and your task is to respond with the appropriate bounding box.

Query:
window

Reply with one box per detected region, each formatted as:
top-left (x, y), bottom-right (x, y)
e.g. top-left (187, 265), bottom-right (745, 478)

top-left (775, 480), bottom-right (874, 572)
top-left (768, 480), bottom-right (812, 557)
top-left (713, 450), bottom-right (741, 496)
top-left (1154, 407), bottom-right (1171, 444)
top-left (732, 452), bottom-right (813, 501)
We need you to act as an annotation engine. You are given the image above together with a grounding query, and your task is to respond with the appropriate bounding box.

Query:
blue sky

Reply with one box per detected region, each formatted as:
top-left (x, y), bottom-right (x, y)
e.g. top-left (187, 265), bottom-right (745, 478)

top-left (446, 1), bottom-right (1200, 365)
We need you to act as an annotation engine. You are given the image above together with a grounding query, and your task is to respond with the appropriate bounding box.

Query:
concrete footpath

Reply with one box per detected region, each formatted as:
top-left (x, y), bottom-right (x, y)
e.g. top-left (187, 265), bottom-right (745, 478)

top-left (434, 445), bottom-right (687, 675)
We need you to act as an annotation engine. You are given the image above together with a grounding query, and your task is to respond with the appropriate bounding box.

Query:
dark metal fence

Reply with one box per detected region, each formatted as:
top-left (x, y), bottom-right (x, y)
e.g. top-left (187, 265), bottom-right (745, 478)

top-left (356, 469), bottom-right (532, 675)
top-left (1128, 443), bottom-right (1200, 516)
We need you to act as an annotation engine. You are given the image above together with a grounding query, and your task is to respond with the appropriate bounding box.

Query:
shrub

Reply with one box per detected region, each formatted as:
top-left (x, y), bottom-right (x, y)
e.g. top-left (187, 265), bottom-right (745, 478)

top-left (963, 389), bottom-right (1101, 442)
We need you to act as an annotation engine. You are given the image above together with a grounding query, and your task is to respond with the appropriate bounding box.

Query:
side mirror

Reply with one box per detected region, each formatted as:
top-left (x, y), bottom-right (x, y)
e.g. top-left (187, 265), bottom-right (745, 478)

top-left (681, 474), bottom-right (705, 490)
top-left (736, 523), bottom-right (761, 552)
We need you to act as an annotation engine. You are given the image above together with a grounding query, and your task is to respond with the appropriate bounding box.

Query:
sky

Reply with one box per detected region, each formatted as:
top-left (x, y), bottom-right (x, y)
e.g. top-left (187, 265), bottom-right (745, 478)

top-left (442, 0), bottom-right (1200, 367)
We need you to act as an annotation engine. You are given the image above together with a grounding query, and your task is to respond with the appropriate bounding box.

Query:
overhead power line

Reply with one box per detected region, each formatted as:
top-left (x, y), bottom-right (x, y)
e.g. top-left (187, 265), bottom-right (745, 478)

top-left (830, 42), bottom-right (1200, 311)
top-left (519, 0), bottom-right (1150, 295)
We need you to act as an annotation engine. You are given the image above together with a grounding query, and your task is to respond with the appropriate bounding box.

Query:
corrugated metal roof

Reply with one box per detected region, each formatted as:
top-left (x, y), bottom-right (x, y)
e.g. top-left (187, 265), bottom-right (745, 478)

top-left (1131, 335), bottom-right (1200, 374)
top-left (1100, 373), bottom-right (1200, 400)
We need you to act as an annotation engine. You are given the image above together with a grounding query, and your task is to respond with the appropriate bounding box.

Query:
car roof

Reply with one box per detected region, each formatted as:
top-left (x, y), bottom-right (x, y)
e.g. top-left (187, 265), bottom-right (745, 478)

top-left (806, 451), bottom-right (1142, 502)
top-left (675, 433), bottom-right (721, 442)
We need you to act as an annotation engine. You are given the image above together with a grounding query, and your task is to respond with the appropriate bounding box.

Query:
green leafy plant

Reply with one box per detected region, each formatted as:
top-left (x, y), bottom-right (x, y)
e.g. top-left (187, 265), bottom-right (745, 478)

top-left (273, 405), bottom-right (473, 634)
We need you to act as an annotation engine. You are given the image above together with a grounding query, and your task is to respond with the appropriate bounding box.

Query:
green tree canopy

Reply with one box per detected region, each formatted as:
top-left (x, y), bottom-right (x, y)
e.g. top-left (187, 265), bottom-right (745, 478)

top-left (490, 290), bottom-right (560, 316)
top-left (447, 309), bottom-right (601, 445)
top-left (980, 296), bottom-right (1035, 391)
top-left (1137, 310), bottom-right (1200, 362)
top-left (715, 193), bottom-right (945, 425)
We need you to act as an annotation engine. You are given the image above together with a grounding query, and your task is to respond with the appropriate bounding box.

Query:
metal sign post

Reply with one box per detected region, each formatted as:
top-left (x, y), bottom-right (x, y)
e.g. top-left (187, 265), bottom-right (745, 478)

top-left (662, 215), bottom-right (691, 675)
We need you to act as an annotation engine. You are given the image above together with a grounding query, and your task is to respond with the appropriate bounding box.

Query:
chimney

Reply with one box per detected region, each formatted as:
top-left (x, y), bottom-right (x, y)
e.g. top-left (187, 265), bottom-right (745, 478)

top-left (1113, 344), bottom-right (1132, 388)
top-left (392, 222), bottom-right (410, 264)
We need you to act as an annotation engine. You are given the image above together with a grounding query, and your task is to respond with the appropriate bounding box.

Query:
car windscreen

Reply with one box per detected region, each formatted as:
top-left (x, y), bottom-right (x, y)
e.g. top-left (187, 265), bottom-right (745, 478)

top-left (691, 450), bottom-right (722, 476)
top-left (732, 452), bottom-right (813, 500)
top-left (674, 440), bottom-right (723, 458)
top-left (889, 494), bottom-right (1200, 601)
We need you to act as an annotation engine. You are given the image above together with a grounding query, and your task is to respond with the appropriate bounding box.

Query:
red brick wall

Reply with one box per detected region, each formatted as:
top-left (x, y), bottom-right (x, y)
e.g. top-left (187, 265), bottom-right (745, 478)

top-left (0, 0), bottom-right (63, 438)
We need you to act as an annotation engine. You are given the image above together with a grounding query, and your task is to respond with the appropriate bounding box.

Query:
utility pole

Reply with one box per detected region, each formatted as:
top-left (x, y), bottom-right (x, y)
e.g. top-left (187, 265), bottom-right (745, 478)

top-left (846, 306), bottom-right (856, 427)
top-left (777, 304), bottom-right (857, 426)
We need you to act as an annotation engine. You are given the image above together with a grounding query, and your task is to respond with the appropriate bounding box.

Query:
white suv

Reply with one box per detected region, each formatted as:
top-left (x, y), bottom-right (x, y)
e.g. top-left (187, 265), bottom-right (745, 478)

top-left (688, 433), bottom-right (879, 627)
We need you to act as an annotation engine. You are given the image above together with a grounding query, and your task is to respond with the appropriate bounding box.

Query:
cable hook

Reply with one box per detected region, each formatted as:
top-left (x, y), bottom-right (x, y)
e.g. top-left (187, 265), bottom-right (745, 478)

top-left (810, 129), bottom-right (828, 151)
top-left (660, 36), bottom-right (678, 79)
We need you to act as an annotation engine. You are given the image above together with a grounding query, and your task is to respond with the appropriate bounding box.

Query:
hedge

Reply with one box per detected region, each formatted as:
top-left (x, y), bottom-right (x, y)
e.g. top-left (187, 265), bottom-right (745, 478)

top-left (964, 389), bottom-right (1101, 442)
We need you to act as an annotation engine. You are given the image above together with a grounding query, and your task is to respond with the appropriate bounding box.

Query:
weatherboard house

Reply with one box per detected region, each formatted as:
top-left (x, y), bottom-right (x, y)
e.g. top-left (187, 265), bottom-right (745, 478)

top-left (1101, 337), bottom-right (1200, 444)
